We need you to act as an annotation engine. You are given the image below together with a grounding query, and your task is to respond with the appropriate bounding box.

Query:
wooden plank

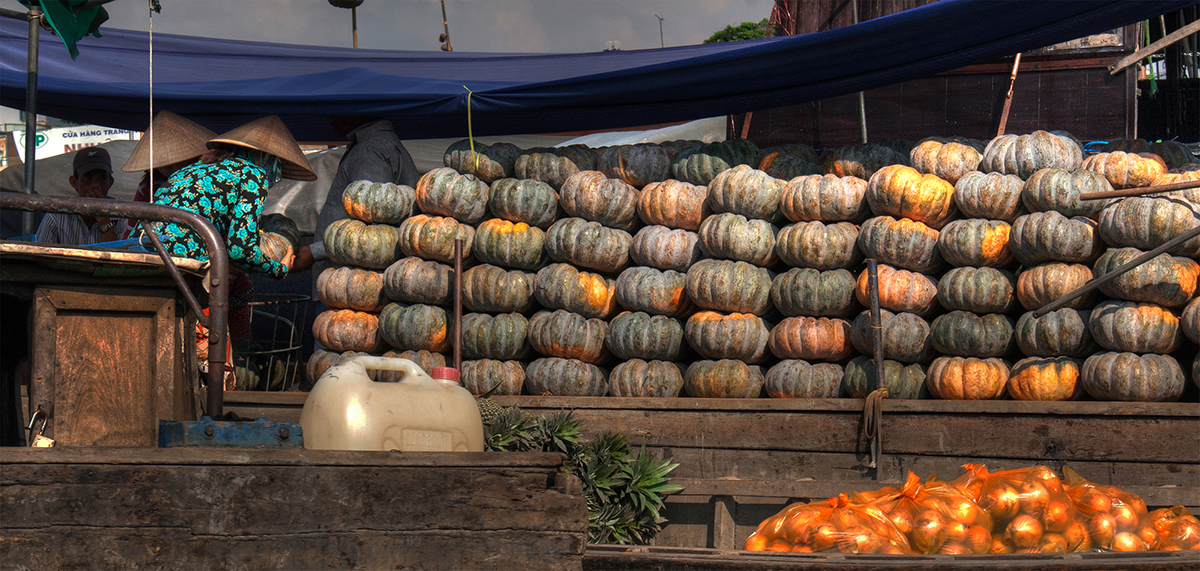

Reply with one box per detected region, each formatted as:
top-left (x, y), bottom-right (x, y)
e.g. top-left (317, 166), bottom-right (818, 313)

top-left (0, 447), bottom-right (567, 469)
top-left (4, 529), bottom-right (585, 571)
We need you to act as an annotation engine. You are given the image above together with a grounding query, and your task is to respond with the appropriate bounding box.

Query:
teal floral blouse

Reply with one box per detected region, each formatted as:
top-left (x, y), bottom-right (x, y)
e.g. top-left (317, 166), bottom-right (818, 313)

top-left (154, 154), bottom-right (287, 278)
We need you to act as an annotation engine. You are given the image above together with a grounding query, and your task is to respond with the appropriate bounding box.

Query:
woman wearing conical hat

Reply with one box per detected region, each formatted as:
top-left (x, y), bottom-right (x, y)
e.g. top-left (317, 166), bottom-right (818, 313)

top-left (154, 115), bottom-right (316, 278)
top-left (123, 110), bottom-right (217, 203)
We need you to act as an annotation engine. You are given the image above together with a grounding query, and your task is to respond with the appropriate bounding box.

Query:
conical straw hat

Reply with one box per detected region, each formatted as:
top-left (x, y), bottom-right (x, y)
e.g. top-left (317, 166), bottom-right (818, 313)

top-left (121, 110), bottom-right (217, 172)
top-left (207, 115), bottom-right (317, 181)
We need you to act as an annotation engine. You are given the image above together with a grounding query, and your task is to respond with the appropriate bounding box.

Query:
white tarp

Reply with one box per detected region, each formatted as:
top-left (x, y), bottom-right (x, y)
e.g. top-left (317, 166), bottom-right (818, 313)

top-left (12, 126), bottom-right (140, 162)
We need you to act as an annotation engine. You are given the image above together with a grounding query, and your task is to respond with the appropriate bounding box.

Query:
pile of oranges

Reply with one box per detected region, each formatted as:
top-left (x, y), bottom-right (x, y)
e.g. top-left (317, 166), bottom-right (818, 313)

top-left (745, 464), bottom-right (1200, 555)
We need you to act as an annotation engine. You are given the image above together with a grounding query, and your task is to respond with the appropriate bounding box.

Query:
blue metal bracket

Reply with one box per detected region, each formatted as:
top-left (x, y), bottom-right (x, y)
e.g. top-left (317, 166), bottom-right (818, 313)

top-left (158, 417), bottom-right (303, 448)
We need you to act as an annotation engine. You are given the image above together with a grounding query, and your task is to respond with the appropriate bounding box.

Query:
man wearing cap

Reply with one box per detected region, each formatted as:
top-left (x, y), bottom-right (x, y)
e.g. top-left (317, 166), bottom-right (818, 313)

top-left (292, 116), bottom-right (418, 272)
top-left (35, 147), bottom-right (130, 245)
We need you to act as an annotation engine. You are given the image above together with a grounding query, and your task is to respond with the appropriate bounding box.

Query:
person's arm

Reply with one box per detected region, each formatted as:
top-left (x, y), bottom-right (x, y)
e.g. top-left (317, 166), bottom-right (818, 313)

top-left (226, 175), bottom-right (288, 279)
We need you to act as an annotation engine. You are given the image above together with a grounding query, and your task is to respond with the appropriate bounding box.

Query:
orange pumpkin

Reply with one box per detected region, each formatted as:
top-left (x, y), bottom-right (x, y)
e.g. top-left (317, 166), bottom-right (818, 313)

top-left (1007, 357), bottom-right (1084, 401)
top-left (909, 139), bottom-right (982, 185)
top-left (312, 309), bottom-right (386, 353)
top-left (768, 316), bottom-right (855, 361)
top-left (926, 356), bottom-right (1009, 400)
top-left (637, 179), bottom-right (709, 231)
top-left (1082, 151), bottom-right (1168, 189)
top-left (855, 264), bottom-right (940, 318)
top-left (866, 164), bottom-right (958, 229)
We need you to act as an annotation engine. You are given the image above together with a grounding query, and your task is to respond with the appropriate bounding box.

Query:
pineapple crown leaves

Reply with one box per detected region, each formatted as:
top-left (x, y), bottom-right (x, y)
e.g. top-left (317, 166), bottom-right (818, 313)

top-left (621, 443), bottom-right (683, 522)
top-left (534, 410), bottom-right (584, 455)
top-left (483, 406), bottom-right (536, 452)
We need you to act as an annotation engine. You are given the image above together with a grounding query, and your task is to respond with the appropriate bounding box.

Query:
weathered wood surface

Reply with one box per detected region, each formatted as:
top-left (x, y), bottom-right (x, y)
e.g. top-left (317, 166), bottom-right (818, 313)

top-left (1, 448), bottom-right (587, 571)
top-left (584, 545), bottom-right (1200, 571)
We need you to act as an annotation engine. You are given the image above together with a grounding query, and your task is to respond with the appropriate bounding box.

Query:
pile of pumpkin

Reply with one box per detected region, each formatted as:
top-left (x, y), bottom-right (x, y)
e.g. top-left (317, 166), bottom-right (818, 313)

top-left (303, 131), bottom-right (1200, 401)
top-left (744, 465), bottom-right (1200, 554)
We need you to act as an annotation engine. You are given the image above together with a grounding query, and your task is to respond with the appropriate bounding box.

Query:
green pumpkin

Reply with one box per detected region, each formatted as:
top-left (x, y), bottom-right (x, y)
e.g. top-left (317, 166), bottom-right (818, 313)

top-left (341, 180), bottom-right (415, 225)
top-left (608, 359), bottom-right (685, 397)
top-left (684, 359), bottom-right (764, 398)
top-left (822, 142), bottom-right (909, 180)
top-left (1020, 168), bottom-right (1112, 218)
top-left (443, 140), bottom-right (521, 184)
top-left (929, 311), bottom-right (1015, 358)
top-left (857, 216), bottom-right (942, 274)
top-left (981, 130), bottom-right (1082, 179)
top-left (842, 356), bottom-right (928, 399)
top-left (460, 359), bottom-right (525, 396)
top-left (378, 303), bottom-right (449, 353)
top-left (937, 266), bottom-right (1017, 314)
top-left (462, 312), bottom-right (531, 361)
top-left (461, 264), bottom-right (538, 313)
top-left (614, 266), bottom-right (695, 318)
top-left (527, 309), bottom-right (609, 364)
top-left (771, 267), bottom-right (858, 318)
top-left (1082, 352), bottom-right (1185, 402)
top-left (544, 217), bottom-right (632, 274)
top-left (629, 226), bottom-right (703, 272)
top-left (559, 170), bottom-right (641, 232)
top-left (324, 218), bottom-right (401, 270)
top-left (396, 214), bottom-right (475, 265)
top-left (1183, 297), bottom-right (1200, 344)
top-left (765, 360), bottom-right (844, 398)
top-left (637, 179), bottom-right (709, 231)
top-left (671, 140), bottom-right (757, 186)
top-left (685, 259), bottom-right (774, 316)
top-left (1088, 299), bottom-right (1182, 354)
top-left (488, 177), bottom-right (558, 230)
top-left (1097, 196), bottom-right (1200, 257)
top-left (316, 266), bottom-right (387, 312)
top-left (953, 171), bottom-right (1026, 223)
top-left (259, 231), bottom-right (293, 264)
top-left (1014, 308), bottom-right (1095, 358)
top-left (598, 143), bottom-right (672, 189)
top-left (685, 311), bottom-right (772, 364)
top-left (472, 218), bottom-right (547, 271)
top-left (606, 311), bottom-right (686, 362)
top-left (849, 309), bottom-right (933, 364)
top-left (415, 167), bottom-right (491, 225)
top-left (1017, 262), bottom-right (1097, 311)
top-left (383, 257), bottom-right (454, 306)
top-left (534, 263), bottom-right (620, 320)
top-left (937, 218), bottom-right (1014, 268)
top-left (1093, 247), bottom-right (1200, 308)
top-left (758, 153), bottom-right (822, 182)
top-left (525, 357), bottom-right (608, 396)
top-left (779, 174), bottom-right (869, 223)
top-left (706, 164), bottom-right (787, 222)
top-left (776, 220), bottom-right (861, 270)
top-left (1009, 211), bottom-right (1105, 265)
top-left (515, 148), bottom-right (596, 190)
top-left (698, 212), bottom-right (779, 267)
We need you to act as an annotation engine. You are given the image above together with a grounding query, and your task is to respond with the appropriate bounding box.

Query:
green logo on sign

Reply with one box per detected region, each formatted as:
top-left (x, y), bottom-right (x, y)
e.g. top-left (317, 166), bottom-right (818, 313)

top-left (34, 132), bottom-right (47, 148)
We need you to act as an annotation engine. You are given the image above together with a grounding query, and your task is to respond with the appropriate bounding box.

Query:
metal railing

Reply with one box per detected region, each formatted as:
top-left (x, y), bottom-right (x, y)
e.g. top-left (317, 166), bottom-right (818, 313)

top-left (0, 193), bottom-right (230, 417)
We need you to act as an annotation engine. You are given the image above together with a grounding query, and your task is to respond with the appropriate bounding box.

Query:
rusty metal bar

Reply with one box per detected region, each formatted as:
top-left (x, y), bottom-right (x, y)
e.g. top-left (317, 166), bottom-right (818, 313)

top-left (1033, 223), bottom-right (1200, 317)
top-left (1079, 178), bottom-right (1200, 201)
top-left (453, 237), bottom-right (463, 371)
top-left (0, 193), bottom-right (230, 418)
top-left (867, 259), bottom-right (884, 392)
top-left (997, 53), bottom-right (1022, 137)
top-left (138, 221), bottom-right (209, 329)
top-left (21, 7), bottom-right (40, 236)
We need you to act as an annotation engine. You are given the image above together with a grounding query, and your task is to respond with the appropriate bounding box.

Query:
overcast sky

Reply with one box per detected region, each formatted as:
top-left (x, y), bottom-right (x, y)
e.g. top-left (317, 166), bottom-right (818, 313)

top-left (98, 0), bottom-right (774, 53)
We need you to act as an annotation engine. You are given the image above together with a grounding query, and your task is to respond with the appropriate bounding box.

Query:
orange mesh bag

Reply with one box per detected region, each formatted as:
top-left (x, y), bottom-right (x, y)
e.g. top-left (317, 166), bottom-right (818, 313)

top-left (1062, 466), bottom-right (1156, 552)
top-left (744, 493), bottom-right (913, 554)
top-left (1147, 506), bottom-right (1200, 551)
top-left (950, 463), bottom-right (1086, 554)
top-left (853, 471), bottom-right (993, 555)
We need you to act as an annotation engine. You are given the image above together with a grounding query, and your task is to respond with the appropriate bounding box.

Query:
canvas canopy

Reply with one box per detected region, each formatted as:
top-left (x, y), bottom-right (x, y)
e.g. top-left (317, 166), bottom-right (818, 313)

top-left (1, 0), bottom-right (1191, 141)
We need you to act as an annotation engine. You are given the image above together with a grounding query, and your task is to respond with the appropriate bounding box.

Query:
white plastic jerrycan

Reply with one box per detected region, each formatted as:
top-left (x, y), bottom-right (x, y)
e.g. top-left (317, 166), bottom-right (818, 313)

top-left (300, 356), bottom-right (484, 452)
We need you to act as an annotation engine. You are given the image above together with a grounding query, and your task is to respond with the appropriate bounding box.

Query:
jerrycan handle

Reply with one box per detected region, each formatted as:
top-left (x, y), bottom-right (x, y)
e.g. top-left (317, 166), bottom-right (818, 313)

top-left (346, 356), bottom-right (427, 382)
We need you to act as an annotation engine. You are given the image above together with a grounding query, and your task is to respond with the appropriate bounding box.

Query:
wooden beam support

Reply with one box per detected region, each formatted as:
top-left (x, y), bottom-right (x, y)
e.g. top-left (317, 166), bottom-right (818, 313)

top-left (1110, 19), bottom-right (1200, 75)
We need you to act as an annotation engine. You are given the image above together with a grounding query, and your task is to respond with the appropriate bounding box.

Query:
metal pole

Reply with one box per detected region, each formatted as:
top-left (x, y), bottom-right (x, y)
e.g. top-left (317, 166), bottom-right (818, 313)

top-left (22, 9), bottom-right (40, 237)
top-left (656, 14), bottom-right (664, 48)
top-left (453, 238), bottom-right (463, 371)
top-left (352, 5), bottom-right (358, 48)
top-left (1078, 178), bottom-right (1200, 201)
top-left (440, 0), bottom-right (452, 51)
top-left (997, 53), bottom-right (1022, 137)
top-left (852, 0), bottom-right (867, 144)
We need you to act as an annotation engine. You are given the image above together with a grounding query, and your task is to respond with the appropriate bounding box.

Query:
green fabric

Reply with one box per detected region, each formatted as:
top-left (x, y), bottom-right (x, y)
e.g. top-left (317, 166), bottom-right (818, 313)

top-left (19, 0), bottom-right (109, 60)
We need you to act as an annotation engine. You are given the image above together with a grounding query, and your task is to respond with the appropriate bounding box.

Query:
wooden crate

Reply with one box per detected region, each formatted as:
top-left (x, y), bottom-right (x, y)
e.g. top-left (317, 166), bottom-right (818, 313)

top-left (223, 393), bottom-right (1200, 551)
top-left (0, 447), bottom-right (588, 570)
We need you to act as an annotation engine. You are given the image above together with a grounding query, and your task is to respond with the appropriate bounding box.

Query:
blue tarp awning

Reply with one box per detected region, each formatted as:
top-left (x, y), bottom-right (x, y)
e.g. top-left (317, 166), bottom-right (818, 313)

top-left (1, 0), bottom-right (1194, 141)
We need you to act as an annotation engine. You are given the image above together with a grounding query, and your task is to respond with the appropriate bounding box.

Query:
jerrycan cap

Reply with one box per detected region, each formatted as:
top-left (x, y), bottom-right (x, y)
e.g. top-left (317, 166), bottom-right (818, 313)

top-left (430, 367), bottom-right (460, 383)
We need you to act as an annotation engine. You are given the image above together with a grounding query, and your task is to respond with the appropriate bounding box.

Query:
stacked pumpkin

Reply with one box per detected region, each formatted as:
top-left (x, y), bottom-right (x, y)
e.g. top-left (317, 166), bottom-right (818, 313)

top-left (1077, 149), bottom-right (1198, 402)
top-left (309, 180), bottom-right (437, 382)
top-left (608, 144), bottom-right (705, 397)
